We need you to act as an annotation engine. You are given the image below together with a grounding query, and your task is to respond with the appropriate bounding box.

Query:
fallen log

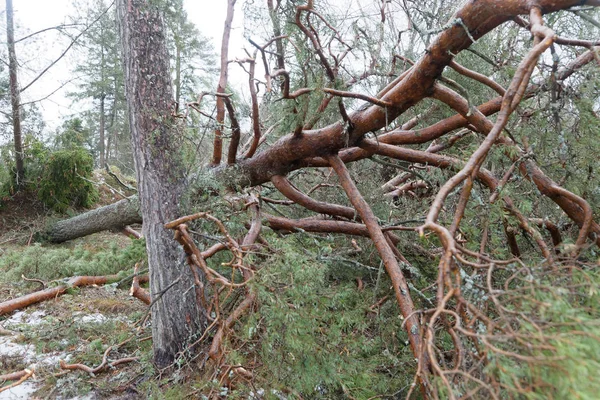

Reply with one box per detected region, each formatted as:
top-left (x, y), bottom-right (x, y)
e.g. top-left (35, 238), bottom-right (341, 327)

top-left (45, 196), bottom-right (142, 243)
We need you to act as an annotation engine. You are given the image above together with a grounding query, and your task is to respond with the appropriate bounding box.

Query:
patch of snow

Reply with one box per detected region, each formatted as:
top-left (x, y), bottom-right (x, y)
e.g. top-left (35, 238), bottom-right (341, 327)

top-left (0, 381), bottom-right (38, 400)
top-left (3, 311), bottom-right (47, 327)
top-left (0, 336), bottom-right (36, 364)
top-left (0, 335), bottom-right (70, 370)
top-left (75, 313), bottom-right (107, 324)
top-left (59, 394), bottom-right (96, 400)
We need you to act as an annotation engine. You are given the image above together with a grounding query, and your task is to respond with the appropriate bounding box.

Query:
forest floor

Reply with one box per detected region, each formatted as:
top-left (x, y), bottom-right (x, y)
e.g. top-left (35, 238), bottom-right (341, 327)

top-left (0, 193), bottom-right (159, 400)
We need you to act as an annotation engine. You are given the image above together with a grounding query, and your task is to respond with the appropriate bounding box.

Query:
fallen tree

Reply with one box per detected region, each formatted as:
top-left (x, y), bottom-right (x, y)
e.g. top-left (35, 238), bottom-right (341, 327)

top-left (45, 196), bottom-right (141, 243)
top-left (42, 0), bottom-right (600, 397)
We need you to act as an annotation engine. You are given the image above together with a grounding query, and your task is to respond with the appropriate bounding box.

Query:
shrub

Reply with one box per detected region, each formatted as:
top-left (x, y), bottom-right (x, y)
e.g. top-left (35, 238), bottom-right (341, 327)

top-left (37, 148), bottom-right (98, 212)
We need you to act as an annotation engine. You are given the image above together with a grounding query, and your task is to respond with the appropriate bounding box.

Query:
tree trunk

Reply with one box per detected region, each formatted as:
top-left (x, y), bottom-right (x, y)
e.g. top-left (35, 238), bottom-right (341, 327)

top-left (99, 18), bottom-right (107, 167)
top-left (99, 94), bottom-right (106, 167)
top-left (6, 0), bottom-right (24, 190)
top-left (116, 0), bottom-right (204, 368)
top-left (46, 196), bottom-right (141, 243)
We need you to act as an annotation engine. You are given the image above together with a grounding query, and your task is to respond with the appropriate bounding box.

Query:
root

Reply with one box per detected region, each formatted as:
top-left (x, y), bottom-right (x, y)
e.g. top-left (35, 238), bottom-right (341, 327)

top-left (60, 345), bottom-right (139, 377)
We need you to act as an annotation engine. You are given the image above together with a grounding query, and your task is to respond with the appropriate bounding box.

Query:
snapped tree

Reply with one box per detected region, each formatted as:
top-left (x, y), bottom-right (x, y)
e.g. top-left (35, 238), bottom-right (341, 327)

top-left (48, 0), bottom-right (600, 395)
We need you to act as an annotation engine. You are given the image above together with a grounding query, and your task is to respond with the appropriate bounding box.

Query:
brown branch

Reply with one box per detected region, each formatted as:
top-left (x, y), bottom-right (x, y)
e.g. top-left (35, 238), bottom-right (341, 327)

top-left (122, 225), bottom-right (142, 239)
top-left (270, 69), bottom-right (313, 100)
top-left (326, 154), bottom-right (427, 375)
top-left (239, 56), bottom-right (262, 159)
top-left (224, 97), bottom-right (242, 165)
top-left (209, 196), bottom-right (261, 360)
top-left (265, 214), bottom-right (374, 238)
top-left (271, 175), bottom-right (357, 220)
top-left (0, 275), bottom-right (122, 316)
top-left (557, 46), bottom-right (599, 80)
top-left (322, 88), bottom-right (393, 108)
top-left (0, 370), bottom-right (31, 383)
top-left (448, 61), bottom-right (506, 96)
top-left (221, 1), bottom-right (594, 190)
top-left (60, 345), bottom-right (138, 376)
top-left (129, 263), bottom-right (150, 305)
top-left (0, 369), bottom-right (34, 394)
top-left (530, 218), bottom-right (562, 249)
top-left (295, 0), bottom-right (336, 81)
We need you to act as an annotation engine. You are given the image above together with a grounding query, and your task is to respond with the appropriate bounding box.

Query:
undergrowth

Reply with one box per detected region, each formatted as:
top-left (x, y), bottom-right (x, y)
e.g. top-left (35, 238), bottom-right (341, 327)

top-left (0, 238), bottom-right (146, 283)
top-left (484, 265), bottom-right (600, 400)
top-left (213, 235), bottom-right (417, 399)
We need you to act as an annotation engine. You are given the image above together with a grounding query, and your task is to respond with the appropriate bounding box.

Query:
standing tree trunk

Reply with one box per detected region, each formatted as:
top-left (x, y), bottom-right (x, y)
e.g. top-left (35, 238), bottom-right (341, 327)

top-left (116, 0), bottom-right (204, 368)
top-left (6, 0), bottom-right (24, 190)
top-left (99, 93), bottom-right (106, 167)
top-left (98, 18), bottom-right (107, 167)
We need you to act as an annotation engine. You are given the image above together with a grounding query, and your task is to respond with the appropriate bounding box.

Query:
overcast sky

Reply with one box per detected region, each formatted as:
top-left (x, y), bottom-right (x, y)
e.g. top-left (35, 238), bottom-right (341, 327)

top-left (2, 0), bottom-right (247, 133)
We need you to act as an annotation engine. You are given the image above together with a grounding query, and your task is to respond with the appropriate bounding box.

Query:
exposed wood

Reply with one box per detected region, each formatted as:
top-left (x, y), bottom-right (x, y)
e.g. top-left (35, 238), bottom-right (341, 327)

top-left (0, 370), bottom-right (30, 382)
top-left (122, 225), bottom-right (142, 239)
top-left (0, 369), bottom-right (34, 394)
top-left (129, 263), bottom-right (150, 305)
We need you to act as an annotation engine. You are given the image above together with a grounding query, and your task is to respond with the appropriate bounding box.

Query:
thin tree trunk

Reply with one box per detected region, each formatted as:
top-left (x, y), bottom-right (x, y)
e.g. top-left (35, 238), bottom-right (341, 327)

top-left (6, 0), bottom-right (24, 189)
top-left (106, 98), bottom-right (116, 162)
top-left (99, 18), bottom-right (107, 167)
top-left (116, 0), bottom-right (204, 368)
top-left (211, 0), bottom-right (236, 165)
top-left (99, 94), bottom-right (106, 166)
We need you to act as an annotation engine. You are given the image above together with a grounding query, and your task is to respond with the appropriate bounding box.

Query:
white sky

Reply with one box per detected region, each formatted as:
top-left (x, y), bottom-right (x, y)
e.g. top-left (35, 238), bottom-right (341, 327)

top-left (3, 0), bottom-right (246, 134)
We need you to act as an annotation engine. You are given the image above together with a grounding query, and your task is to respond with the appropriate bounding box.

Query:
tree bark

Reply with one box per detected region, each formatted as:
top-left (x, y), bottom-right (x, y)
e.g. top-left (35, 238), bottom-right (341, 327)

top-left (5, 0), bottom-right (24, 189)
top-left (46, 196), bottom-right (141, 243)
top-left (116, 0), bottom-right (204, 368)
